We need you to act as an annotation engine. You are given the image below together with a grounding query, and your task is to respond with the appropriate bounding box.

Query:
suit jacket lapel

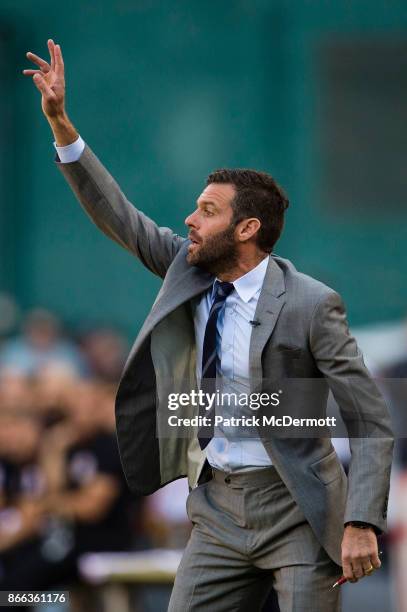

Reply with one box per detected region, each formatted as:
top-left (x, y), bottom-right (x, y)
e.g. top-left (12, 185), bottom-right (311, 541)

top-left (149, 263), bottom-right (214, 328)
top-left (125, 250), bottom-right (214, 366)
top-left (249, 257), bottom-right (286, 390)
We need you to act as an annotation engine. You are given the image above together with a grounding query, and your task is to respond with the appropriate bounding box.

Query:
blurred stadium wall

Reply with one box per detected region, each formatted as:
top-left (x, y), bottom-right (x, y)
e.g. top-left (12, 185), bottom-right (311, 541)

top-left (1, 1), bottom-right (406, 337)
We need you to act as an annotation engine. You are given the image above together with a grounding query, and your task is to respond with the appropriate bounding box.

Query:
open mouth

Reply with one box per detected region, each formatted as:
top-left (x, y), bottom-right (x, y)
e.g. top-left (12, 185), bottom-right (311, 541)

top-left (188, 235), bottom-right (200, 246)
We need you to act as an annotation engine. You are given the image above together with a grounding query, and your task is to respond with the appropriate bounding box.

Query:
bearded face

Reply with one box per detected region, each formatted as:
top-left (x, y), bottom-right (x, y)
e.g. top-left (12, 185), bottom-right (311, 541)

top-left (186, 222), bottom-right (239, 276)
top-left (184, 182), bottom-right (240, 276)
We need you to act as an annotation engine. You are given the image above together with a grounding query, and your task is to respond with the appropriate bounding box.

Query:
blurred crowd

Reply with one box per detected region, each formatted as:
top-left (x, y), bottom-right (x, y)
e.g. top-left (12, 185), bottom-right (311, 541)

top-left (0, 300), bottom-right (191, 605)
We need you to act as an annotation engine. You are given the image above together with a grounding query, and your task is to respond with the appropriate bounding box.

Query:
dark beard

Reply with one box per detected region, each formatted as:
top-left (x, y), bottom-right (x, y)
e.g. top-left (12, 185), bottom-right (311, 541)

top-left (187, 224), bottom-right (238, 276)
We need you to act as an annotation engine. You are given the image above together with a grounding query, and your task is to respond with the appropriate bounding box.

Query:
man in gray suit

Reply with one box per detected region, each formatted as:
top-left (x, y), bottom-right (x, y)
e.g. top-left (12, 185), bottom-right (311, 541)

top-left (24, 40), bottom-right (393, 611)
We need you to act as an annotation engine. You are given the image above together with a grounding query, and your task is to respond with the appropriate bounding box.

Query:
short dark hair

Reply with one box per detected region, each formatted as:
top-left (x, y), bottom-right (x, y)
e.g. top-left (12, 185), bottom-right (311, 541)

top-left (206, 168), bottom-right (289, 252)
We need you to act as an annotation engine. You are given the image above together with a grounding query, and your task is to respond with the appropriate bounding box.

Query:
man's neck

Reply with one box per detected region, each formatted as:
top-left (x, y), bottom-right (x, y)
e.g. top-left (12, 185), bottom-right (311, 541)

top-left (216, 251), bottom-right (269, 282)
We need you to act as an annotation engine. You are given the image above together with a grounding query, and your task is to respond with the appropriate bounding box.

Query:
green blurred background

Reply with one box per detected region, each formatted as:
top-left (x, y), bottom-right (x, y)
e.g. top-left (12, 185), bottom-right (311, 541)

top-left (1, 0), bottom-right (407, 337)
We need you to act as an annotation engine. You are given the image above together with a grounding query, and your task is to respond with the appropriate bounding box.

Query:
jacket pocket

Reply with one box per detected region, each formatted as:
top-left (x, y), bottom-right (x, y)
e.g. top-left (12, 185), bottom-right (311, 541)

top-left (310, 450), bottom-right (344, 485)
top-left (273, 346), bottom-right (302, 359)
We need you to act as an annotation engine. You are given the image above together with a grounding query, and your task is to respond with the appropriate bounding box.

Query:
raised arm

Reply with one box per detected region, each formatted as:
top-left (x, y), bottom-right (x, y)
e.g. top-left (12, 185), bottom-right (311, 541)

top-left (23, 39), bottom-right (185, 278)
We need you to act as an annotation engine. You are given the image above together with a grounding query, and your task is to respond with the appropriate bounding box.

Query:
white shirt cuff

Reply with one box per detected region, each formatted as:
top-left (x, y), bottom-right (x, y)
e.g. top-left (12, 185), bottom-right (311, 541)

top-left (53, 135), bottom-right (85, 163)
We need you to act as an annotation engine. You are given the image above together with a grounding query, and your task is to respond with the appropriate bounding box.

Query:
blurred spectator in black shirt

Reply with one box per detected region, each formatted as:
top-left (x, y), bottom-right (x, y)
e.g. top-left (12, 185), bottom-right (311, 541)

top-left (0, 382), bottom-right (138, 593)
top-left (0, 413), bottom-right (45, 555)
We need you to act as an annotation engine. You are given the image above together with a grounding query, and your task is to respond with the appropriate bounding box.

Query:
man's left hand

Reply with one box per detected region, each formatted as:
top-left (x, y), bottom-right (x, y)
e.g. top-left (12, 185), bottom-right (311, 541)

top-left (341, 524), bottom-right (381, 582)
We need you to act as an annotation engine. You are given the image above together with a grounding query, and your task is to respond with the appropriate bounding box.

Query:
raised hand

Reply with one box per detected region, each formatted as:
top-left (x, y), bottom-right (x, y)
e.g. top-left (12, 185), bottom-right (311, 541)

top-left (23, 39), bottom-right (65, 119)
top-left (23, 39), bottom-right (77, 146)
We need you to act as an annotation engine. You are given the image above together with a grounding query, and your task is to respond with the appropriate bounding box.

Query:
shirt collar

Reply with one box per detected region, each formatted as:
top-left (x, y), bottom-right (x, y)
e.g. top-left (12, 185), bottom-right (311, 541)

top-left (211, 255), bottom-right (269, 303)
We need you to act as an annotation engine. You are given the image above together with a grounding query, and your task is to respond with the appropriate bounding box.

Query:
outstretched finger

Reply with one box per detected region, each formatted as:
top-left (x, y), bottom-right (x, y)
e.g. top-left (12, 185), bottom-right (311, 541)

top-left (26, 51), bottom-right (50, 71)
top-left (22, 69), bottom-right (44, 76)
top-left (54, 44), bottom-right (64, 76)
top-left (47, 39), bottom-right (55, 71)
top-left (32, 73), bottom-right (56, 100)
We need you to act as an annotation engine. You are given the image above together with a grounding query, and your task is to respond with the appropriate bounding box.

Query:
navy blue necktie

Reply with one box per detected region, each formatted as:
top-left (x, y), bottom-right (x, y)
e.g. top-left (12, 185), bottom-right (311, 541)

top-left (198, 280), bottom-right (234, 450)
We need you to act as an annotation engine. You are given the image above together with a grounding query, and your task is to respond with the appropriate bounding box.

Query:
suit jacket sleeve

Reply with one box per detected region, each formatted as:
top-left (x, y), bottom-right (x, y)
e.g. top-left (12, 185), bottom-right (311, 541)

top-left (56, 144), bottom-right (186, 278)
top-left (310, 290), bottom-right (394, 533)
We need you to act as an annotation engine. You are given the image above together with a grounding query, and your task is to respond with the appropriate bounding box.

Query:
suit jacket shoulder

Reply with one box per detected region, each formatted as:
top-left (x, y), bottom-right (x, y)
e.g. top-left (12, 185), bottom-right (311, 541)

top-left (273, 254), bottom-right (335, 301)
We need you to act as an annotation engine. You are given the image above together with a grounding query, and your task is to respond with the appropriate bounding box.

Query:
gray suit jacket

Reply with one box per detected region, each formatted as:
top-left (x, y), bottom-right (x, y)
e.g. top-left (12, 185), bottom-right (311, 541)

top-left (58, 145), bottom-right (393, 565)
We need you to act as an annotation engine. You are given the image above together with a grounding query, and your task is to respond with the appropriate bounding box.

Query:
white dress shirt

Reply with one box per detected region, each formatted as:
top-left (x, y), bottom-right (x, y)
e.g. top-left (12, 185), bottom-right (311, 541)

top-left (55, 137), bottom-right (272, 472)
top-left (192, 256), bottom-right (272, 472)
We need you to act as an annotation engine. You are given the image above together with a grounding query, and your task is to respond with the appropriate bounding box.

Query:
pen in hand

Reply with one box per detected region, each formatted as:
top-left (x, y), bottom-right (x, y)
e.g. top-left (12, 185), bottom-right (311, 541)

top-left (332, 551), bottom-right (383, 589)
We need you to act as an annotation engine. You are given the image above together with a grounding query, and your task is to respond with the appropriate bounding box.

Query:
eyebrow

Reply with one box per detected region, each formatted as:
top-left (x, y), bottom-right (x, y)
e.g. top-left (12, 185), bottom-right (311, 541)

top-left (196, 199), bottom-right (219, 209)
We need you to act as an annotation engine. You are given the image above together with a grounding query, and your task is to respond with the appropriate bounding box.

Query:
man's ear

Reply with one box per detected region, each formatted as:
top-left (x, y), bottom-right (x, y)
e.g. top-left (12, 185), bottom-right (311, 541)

top-left (236, 218), bottom-right (261, 242)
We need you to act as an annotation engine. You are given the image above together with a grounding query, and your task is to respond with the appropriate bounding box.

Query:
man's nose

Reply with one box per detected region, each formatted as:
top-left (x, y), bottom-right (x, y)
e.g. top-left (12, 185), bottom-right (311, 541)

top-left (185, 210), bottom-right (198, 228)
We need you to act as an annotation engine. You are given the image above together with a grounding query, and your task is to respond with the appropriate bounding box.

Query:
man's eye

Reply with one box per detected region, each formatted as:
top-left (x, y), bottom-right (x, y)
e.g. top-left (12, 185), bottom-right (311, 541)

top-left (204, 210), bottom-right (214, 216)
